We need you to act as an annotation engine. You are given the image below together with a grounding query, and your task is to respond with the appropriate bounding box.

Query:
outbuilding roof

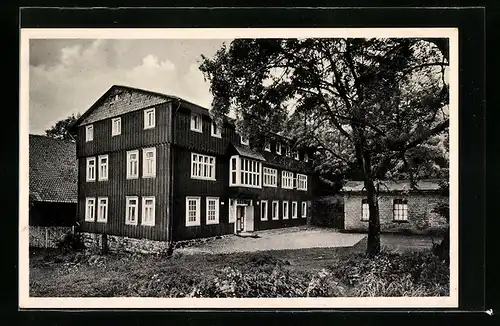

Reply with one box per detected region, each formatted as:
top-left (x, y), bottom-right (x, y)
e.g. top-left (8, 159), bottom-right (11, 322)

top-left (342, 179), bottom-right (444, 193)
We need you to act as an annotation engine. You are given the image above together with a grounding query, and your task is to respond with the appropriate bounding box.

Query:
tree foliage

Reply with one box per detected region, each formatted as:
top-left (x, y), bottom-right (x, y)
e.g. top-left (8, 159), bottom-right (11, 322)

top-left (200, 38), bottom-right (449, 255)
top-left (45, 113), bottom-right (81, 142)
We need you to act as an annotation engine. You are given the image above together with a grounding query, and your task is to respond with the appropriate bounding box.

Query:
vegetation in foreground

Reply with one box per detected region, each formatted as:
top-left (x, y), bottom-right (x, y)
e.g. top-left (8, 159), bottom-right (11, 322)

top-left (30, 245), bottom-right (449, 298)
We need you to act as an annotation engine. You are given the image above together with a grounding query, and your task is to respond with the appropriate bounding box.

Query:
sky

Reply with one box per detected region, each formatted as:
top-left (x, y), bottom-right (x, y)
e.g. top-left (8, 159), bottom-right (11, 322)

top-left (29, 39), bottom-right (232, 135)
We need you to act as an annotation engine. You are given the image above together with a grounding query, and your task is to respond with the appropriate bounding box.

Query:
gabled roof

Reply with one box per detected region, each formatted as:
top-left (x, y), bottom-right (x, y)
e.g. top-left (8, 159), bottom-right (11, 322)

top-left (342, 179), bottom-right (444, 193)
top-left (70, 84), bottom-right (212, 131)
top-left (29, 135), bottom-right (77, 203)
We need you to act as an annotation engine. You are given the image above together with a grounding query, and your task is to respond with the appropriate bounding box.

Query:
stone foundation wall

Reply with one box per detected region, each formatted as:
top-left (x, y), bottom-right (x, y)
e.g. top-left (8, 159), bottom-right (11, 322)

top-left (80, 232), bottom-right (231, 254)
top-left (29, 226), bottom-right (73, 248)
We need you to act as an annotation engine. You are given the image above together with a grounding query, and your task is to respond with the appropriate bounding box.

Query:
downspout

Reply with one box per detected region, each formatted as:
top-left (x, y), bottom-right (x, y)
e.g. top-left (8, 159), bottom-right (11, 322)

top-left (168, 99), bottom-right (182, 253)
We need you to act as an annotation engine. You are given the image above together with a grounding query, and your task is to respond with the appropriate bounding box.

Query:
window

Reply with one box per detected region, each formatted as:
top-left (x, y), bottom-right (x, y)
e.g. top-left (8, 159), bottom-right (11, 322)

top-left (125, 196), bottom-right (139, 225)
top-left (85, 198), bottom-right (95, 222)
top-left (211, 122), bottom-right (222, 138)
top-left (261, 200), bottom-right (268, 221)
top-left (272, 201), bottom-right (279, 220)
top-left (85, 125), bottom-right (93, 142)
top-left (228, 198), bottom-right (236, 223)
top-left (304, 153), bottom-right (309, 162)
top-left (264, 141), bottom-right (271, 152)
top-left (294, 151), bottom-right (300, 160)
top-left (126, 150), bottom-right (139, 179)
top-left (190, 113), bottom-right (202, 132)
top-left (301, 202), bottom-right (307, 218)
top-left (112, 117), bottom-right (121, 136)
top-left (276, 142), bottom-right (282, 155)
top-left (240, 134), bottom-right (249, 146)
top-left (263, 167), bottom-right (277, 187)
top-left (98, 155), bottom-right (108, 181)
top-left (285, 146), bottom-right (291, 157)
top-left (186, 196), bottom-right (201, 226)
top-left (144, 108), bottom-right (155, 129)
top-left (292, 201), bottom-right (298, 219)
top-left (97, 197), bottom-right (108, 223)
top-left (229, 155), bottom-right (262, 188)
top-left (191, 153), bottom-right (216, 180)
top-left (206, 197), bottom-right (220, 225)
top-left (393, 199), bottom-right (408, 221)
top-left (143, 147), bottom-right (156, 178)
top-left (86, 157), bottom-right (96, 182)
top-left (361, 199), bottom-right (370, 221)
top-left (282, 171), bottom-right (294, 189)
top-left (297, 174), bottom-right (308, 191)
top-left (282, 201), bottom-right (289, 220)
top-left (230, 157), bottom-right (237, 185)
top-left (142, 196), bottom-right (155, 226)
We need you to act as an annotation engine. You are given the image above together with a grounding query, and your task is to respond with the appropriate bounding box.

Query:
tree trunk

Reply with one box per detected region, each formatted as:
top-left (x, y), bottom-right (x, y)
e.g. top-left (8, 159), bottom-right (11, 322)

top-left (365, 178), bottom-right (381, 257)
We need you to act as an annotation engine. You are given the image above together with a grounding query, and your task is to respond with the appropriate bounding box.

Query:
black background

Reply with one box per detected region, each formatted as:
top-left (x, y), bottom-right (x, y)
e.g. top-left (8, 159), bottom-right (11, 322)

top-left (5, 4), bottom-right (493, 325)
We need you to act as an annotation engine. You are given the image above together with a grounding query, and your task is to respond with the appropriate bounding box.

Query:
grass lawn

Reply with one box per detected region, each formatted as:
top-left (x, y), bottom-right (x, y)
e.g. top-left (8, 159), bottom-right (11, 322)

top-left (29, 240), bottom-right (450, 298)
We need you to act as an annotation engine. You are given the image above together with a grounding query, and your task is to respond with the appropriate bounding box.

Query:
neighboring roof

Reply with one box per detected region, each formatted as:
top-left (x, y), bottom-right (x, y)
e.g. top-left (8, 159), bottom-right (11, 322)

top-left (342, 179), bottom-right (443, 193)
top-left (29, 135), bottom-right (77, 203)
top-left (232, 144), bottom-right (266, 161)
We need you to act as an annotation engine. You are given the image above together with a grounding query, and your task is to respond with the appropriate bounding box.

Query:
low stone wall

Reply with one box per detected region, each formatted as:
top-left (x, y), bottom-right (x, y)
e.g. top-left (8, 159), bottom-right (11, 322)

top-left (29, 226), bottom-right (73, 248)
top-left (80, 232), bottom-right (231, 254)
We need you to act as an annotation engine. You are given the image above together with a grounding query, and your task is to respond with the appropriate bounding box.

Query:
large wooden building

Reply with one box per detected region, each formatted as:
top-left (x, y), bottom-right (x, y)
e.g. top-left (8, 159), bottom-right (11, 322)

top-left (69, 85), bottom-right (315, 244)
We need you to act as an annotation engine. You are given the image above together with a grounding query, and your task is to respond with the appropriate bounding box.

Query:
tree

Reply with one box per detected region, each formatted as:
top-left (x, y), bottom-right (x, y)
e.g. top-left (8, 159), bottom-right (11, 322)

top-left (200, 38), bottom-right (449, 256)
top-left (45, 113), bottom-right (81, 142)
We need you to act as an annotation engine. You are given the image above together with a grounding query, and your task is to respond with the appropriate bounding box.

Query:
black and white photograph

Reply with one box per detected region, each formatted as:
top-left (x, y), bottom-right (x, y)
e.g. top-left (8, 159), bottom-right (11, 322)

top-left (19, 28), bottom-right (458, 308)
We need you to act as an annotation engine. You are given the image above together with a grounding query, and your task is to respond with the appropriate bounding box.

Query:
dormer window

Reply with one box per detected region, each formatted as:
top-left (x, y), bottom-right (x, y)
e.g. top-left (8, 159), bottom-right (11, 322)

top-left (276, 142), bottom-right (282, 155)
top-left (240, 134), bottom-right (249, 146)
top-left (190, 113), bottom-right (202, 133)
top-left (85, 125), bottom-right (93, 142)
top-left (211, 121), bottom-right (221, 138)
top-left (285, 146), bottom-right (291, 157)
top-left (264, 141), bottom-right (271, 152)
top-left (294, 150), bottom-right (300, 160)
top-left (144, 108), bottom-right (155, 129)
top-left (304, 153), bottom-right (309, 162)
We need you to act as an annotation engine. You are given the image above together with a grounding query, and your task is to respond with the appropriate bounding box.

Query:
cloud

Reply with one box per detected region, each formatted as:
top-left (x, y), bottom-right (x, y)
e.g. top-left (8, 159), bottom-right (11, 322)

top-left (28, 39), bottom-right (223, 135)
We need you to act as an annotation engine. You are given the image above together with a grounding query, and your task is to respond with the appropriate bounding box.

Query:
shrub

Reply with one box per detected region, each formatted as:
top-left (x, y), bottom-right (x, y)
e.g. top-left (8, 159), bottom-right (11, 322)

top-left (57, 232), bottom-right (85, 253)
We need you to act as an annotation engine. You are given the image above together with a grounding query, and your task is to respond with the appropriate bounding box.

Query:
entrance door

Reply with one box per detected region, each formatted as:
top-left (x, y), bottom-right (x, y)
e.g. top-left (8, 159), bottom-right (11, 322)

top-left (236, 206), bottom-right (245, 233)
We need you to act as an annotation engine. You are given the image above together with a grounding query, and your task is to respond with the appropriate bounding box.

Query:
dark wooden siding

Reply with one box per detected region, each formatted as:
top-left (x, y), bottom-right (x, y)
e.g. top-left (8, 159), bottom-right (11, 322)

top-left (77, 143), bottom-right (171, 241)
top-left (171, 147), bottom-right (233, 241)
top-left (77, 102), bottom-right (172, 158)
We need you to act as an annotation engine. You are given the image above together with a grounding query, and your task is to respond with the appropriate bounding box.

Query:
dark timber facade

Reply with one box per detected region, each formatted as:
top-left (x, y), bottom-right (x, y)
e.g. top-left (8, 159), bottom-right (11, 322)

top-left (70, 85), bottom-right (314, 243)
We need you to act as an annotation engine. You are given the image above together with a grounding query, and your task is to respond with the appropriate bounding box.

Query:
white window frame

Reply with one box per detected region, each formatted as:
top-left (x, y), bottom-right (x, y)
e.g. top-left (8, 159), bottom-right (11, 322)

top-left (285, 146), bottom-right (291, 157)
top-left (294, 151), bottom-right (300, 160)
top-left (85, 124), bottom-right (93, 142)
top-left (261, 200), bottom-right (268, 221)
top-left (264, 141), bottom-right (271, 152)
top-left (229, 198), bottom-right (236, 223)
top-left (263, 167), bottom-right (278, 187)
top-left (85, 197), bottom-right (95, 222)
top-left (301, 201), bottom-right (308, 218)
top-left (393, 199), bottom-right (408, 221)
top-left (292, 201), bottom-right (298, 219)
top-left (97, 197), bottom-right (108, 223)
top-left (206, 197), bottom-right (220, 225)
top-left (276, 142), bottom-right (282, 155)
top-left (111, 117), bottom-right (121, 136)
top-left (142, 196), bottom-right (156, 226)
top-left (186, 196), bottom-right (201, 227)
top-left (191, 153), bottom-right (216, 181)
top-left (125, 196), bottom-right (139, 226)
top-left (190, 113), bottom-right (202, 133)
top-left (126, 150), bottom-right (139, 179)
top-left (297, 174), bottom-right (308, 191)
top-left (281, 171), bottom-right (294, 189)
top-left (142, 147), bottom-right (156, 178)
top-left (229, 155), bottom-right (262, 188)
top-left (282, 201), bottom-right (289, 220)
top-left (86, 157), bottom-right (96, 182)
top-left (240, 134), bottom-right (249, 146)
top-left (272, 200), bottom-right (279, 220)
top-left (98, 155), bottom-right (109, 181)
top-left (211, 121), bottom-right (222, 138)
top-left (144, 108), bottom-right (156, 129)
top-left (361, 199), bottom-right (370, 221)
